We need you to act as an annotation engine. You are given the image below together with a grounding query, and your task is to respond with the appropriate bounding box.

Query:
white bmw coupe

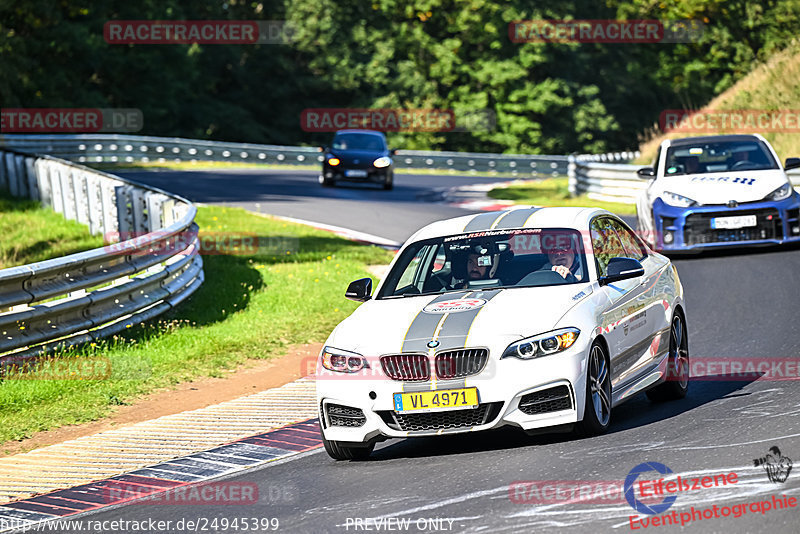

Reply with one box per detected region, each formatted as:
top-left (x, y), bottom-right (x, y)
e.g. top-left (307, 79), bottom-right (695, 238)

top-left (316, 207), bottom-right (689, 460)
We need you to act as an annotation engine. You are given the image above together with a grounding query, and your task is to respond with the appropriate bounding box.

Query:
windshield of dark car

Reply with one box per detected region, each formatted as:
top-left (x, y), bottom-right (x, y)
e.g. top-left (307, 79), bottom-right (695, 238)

top-left (663, 140), bottom-right (778, 176)
top-left (377, 228), bottom-right (588, 299)
top-left (332, 133), bottom-right (386, 151)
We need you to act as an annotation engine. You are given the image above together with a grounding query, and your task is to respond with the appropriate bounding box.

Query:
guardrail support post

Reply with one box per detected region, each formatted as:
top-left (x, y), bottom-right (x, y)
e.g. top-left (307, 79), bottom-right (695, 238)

top-left (567, 155), bottom-right (577, 197)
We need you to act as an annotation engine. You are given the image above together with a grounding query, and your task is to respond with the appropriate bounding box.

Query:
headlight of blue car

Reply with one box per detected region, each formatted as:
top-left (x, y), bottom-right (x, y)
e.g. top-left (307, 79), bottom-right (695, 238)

top-left (764, 183), bottom-right (792, 202)
top-left (661, 191), bottom-right (698, 208)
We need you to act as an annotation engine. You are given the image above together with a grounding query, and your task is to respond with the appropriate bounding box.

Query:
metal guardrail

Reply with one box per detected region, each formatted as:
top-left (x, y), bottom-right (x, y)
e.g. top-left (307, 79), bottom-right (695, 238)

top-left (0, 147), bottom-right (204, 367)
top-left (0, 134), bottom-right (572, 176)
top-left (568, 155), bottom-right (800, 204)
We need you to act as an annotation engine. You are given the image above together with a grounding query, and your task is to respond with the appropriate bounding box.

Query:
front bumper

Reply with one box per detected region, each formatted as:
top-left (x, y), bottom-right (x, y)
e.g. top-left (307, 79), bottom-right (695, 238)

top-left (322, 164), bottom-right (391, 183)
top-left (651, 193), bottom-right (800, 252)
top-left (315, 343), bottom-right (589, 443)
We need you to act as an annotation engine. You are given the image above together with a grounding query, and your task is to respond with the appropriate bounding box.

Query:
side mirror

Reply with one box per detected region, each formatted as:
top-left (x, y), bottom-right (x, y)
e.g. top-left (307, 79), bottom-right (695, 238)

top-left (390, 148), bottom-right (397, 156)
top-left (345, 278), bottom-right (373, 302)
top-left (637, 167), bottom-right (655, 178)
top-left (784, 157), bottom-right (800, 170)
top-left (599, 257), bottom-right (645, 286)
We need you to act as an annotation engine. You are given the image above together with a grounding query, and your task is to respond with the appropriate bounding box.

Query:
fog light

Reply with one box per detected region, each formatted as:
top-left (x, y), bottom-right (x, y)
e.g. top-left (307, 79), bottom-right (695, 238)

top-left (664, 231), bottom-right (674, 244)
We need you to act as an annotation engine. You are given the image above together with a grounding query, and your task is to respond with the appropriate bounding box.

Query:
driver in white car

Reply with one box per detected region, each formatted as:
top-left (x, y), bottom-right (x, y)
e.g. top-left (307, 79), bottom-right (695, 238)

top-left (540, 240), bottom-right (583, 281)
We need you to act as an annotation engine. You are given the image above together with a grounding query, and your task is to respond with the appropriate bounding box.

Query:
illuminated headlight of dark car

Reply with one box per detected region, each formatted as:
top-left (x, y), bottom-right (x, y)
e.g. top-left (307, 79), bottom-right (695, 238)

top-left (321, 346), bottom-right (369, 373)
top-left (501, 328), bottom-right (580, 360)
top-left (373, 156), bottom-right (392, 168)
top-left (765, 183), bottom-right (792, 201)
top-left (327, 157), bottom-right (341, 166)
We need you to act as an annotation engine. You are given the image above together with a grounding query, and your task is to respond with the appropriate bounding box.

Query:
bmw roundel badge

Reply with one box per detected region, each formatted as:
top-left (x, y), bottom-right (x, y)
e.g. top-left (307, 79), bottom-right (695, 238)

top-left (427, 340), bottom-right (440, 348)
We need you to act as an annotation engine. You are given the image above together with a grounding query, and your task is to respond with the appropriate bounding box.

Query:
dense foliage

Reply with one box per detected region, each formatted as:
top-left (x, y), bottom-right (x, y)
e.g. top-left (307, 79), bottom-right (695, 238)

top-left (1, 0), bottom-right (798, 153)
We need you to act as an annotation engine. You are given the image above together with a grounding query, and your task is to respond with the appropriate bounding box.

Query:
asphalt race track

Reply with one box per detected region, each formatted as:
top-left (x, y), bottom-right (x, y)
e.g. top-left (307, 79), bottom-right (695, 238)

top-left (115, 168), bottom-right (511, 243)
top-left (45, 169), bottom-right (800, 533)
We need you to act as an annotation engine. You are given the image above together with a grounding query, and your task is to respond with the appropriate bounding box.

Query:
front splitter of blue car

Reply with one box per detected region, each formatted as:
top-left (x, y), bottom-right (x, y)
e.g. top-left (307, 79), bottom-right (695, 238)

top-left (651, 193), bottom-right (800, 252)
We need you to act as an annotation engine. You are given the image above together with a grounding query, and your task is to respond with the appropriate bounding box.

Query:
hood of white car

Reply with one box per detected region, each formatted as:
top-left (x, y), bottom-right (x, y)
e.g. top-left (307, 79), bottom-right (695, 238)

top-left (329, 285), bottom-right (592, 356)
top-left (658, 169), bottom-right (788, 204)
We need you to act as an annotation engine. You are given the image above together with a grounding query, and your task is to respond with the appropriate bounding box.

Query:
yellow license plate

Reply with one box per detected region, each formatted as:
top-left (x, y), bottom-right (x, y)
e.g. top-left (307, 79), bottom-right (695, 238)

top-left (393, 388), bottom-right (479, 414)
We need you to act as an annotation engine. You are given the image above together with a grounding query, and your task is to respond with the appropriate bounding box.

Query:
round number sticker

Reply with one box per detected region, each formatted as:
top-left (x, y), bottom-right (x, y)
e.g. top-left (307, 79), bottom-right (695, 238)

top-left (422, 298), bottom-right (487, 314)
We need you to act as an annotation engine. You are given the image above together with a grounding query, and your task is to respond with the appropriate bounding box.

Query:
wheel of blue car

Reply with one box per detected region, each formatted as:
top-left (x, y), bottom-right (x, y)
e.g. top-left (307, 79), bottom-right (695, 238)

top-left (646, 312), bottom-right (689, 401)
top-left (322, 434), bottom-right (374, 460)
top-left (577, 342), bottom-right (611, 436)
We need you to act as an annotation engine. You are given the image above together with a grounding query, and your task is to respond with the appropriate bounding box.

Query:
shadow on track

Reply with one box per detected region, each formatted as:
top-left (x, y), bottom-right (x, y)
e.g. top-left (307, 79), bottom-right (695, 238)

top-left (366, 374), bottom-right (756, 461)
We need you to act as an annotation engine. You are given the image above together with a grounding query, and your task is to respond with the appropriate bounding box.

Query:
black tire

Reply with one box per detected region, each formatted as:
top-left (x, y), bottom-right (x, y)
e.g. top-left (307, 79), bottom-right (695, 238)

top-left (577, 342), bottom-right (612, 436)
top-left (382, 172), bottom-right (393, 190)
top-left (646, 312), bottom-right (689, 402)
top-left (322, 435), bottom-right (374, 460)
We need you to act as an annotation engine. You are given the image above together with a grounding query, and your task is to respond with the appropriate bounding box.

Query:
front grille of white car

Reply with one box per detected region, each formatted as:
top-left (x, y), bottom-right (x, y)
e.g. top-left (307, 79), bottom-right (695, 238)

top-left (434, 348), bottom-right (489, 380)
top-left (377, 402), bottom-right (503, 432)
top-left (518, 385), bottom-right (572, 415)
top-left (380, 354), bottom-right (430, 381)
top-left (381, 349), bottom-right (488, 382)
top-left (326, 403), bottom-right (367, 427)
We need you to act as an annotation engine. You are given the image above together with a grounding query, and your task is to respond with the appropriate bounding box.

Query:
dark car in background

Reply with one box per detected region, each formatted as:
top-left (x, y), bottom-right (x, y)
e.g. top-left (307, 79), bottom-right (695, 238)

top-left (320, 129), bottom-right (395, 190)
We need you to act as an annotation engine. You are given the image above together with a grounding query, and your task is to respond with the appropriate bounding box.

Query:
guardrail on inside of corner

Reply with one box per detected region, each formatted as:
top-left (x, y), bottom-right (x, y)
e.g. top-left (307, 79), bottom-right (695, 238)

top-left (568, 153), bottom-right (800, 204)
top-left (0, 146), bottom-right (204, 369)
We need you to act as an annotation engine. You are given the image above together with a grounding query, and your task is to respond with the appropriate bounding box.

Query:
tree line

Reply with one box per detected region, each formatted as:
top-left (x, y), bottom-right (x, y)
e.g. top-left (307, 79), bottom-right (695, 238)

top-left (1, 0), bottom-right (798, 154)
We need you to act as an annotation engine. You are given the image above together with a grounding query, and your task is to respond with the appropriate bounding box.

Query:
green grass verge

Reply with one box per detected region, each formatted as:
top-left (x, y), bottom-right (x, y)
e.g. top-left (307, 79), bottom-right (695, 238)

top-left (0, 193), bottom-right (105, 269)
top-left (0, 205), bottom-right (394, 446)
top-left (487, 177), bottom-right (636, 216)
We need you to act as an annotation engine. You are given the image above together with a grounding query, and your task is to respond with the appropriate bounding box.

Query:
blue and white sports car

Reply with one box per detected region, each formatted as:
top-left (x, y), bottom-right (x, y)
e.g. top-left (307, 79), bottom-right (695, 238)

top-left (635, 134), bottom-right (800, 251)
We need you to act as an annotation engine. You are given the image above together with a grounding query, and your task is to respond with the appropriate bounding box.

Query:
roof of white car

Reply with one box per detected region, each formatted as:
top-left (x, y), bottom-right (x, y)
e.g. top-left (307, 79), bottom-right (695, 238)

top-left (661, 133), bottom-right (766, 148)
top-left (407, 206), bottom-right (609, 243)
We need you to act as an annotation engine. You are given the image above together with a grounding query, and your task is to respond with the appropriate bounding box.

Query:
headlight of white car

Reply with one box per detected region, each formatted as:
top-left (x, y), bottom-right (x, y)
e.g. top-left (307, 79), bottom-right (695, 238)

top-left (320, 346), bottom-right (370, 373)
top-left (661, 191), bottom-right (698, 208)
top-left (501, 328), bottom-right (580, 360)
top-left (373, 156), bottom-right (392, 168)
top-left (765, 183), bottom-right (792, 202)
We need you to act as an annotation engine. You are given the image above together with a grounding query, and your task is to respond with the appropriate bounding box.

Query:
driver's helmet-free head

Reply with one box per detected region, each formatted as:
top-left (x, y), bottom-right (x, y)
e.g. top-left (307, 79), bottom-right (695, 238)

top-left (540, 232), bottom-right (575, 255)
top-left (540, 231), bottom-right (583, 280)
top-left (683, 155), bottom-right (700, 172)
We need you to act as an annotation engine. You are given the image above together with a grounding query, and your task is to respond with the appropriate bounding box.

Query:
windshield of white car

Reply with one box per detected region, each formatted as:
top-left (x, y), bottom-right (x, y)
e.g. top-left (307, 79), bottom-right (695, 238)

top-left (376, 229), bottom-right (588, 299)
top-left (331, 133), bottom-right (386, 151)
top-left (663, 140), bottom-right (778, 176)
